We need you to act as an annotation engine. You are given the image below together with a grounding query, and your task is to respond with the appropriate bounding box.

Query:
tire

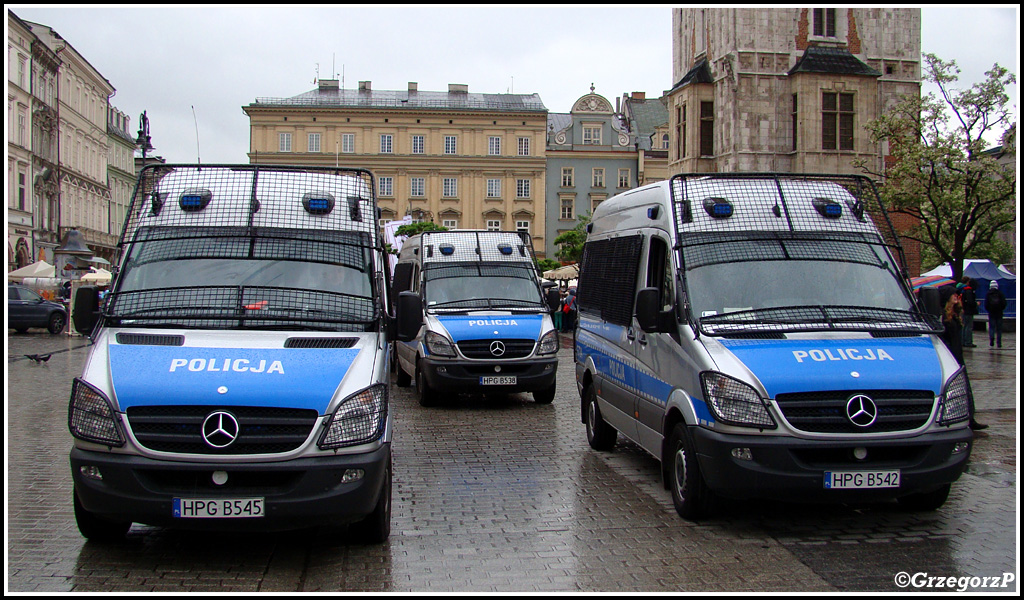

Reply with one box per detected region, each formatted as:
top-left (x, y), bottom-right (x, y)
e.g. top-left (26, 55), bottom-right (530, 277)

top-left (667, 423), bottom-right (714, 520)
top-left (73, 491), bottom-right (131, 541)
top-left (14, 327), bottom-right (29, 334)
top-left (533, 383), bottom-right (556, 404)
top-left (584, 385), bottom-right (617, 451)
top-left (48, 311), bottom-right (67, 334)
top-left (416, 361), bottom-right (438, 407)
top-left (896, 483), bottom-right (950, 511)
top-left (351, 456), bottom-right (392, 544)
top-left (395, 360), bottom-right (412, 388)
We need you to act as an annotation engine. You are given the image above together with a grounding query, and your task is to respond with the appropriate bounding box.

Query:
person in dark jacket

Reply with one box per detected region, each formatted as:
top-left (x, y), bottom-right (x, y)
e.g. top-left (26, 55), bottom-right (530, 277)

top-left (959, 277), bottom-right (979, 347)
top-left (985, 280), bottom-right (1007, 348)
top-left (938, 285), bottom-right (987, 430)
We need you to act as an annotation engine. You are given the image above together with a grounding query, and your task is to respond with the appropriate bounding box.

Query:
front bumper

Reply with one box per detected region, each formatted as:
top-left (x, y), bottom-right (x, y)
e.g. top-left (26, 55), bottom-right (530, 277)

top-left (420, 355), bottom-right (557, 393)
top-left (71, 443), bottom-right (390, 531)
top-left (690, 425), bottom-right (972, 502)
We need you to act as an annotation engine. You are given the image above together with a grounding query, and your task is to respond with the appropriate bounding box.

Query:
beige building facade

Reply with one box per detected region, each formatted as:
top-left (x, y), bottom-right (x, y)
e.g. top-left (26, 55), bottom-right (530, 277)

top-left (669, 7), bottom-right (921, 176)
top-left (243, 80), bottom-right (550, 257)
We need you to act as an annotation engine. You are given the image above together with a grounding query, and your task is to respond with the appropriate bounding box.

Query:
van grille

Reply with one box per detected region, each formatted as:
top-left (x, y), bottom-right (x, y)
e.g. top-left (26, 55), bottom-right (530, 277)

top-left (457, 339), bottom-right (535, 359)
top-left (126, 405), bottom-right (318, 454)
top-left (774, 390), bottom-right (935, 433)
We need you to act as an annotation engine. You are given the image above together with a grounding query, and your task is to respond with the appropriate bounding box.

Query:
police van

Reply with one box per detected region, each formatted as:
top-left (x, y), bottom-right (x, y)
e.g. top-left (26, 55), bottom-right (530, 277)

top-left (68, 165), bottom-right (393, 542)
top-left (574, 173), bottom-right (973, 519)
top-left (392, 230), bottom-right (561, 405)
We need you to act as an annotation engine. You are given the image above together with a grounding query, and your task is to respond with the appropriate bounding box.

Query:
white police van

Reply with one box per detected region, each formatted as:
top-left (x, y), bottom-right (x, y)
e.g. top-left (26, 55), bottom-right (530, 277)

top-left (392, 230), bottom-right (561, 405)
top-left (574, 173), bottom-right (973, 519)
top-left (68, 165), bottom-right (393, 541)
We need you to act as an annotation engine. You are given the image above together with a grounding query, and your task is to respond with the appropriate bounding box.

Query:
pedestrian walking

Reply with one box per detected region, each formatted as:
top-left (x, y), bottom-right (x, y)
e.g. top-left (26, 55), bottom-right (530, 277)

top-left (985, 280), bottom-right (1007, 349)
top-left (959, 277), bottom-right (979, 347)
top-left (552, 289), bottom-right (564, 332)
top-left (939, 285), bottom-right (987, 430)
top-left (564, 288), bottom-right (578, 332)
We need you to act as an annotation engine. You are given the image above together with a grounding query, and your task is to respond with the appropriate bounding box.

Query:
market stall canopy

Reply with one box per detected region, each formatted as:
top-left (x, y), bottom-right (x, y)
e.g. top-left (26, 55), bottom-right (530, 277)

top-left (921, 259), bottom-right (1016, 317)
top-left (910, 275), bottom-right (956, 290)
top-left (80, 268), bottom-right (112, 284)
top-left (543, 263), bottom-right (579, 281)
top-left (7, 260), bottom-right (55, 282)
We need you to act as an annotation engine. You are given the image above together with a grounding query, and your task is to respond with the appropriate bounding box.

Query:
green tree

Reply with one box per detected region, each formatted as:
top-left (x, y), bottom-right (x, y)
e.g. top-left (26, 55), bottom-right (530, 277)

top-left (553, 213), bottom-right (591, 263)
top-left (394, 221), bottom-right (448, 238)
top-left (857, 54), bottom-right (1016, 281)
top-left (535, 258), bottom-right (562, 273)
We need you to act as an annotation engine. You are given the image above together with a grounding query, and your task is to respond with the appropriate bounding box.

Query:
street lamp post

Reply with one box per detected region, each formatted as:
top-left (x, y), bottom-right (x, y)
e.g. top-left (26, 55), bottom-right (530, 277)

top-left (136, 110), bottom-right (155, 171)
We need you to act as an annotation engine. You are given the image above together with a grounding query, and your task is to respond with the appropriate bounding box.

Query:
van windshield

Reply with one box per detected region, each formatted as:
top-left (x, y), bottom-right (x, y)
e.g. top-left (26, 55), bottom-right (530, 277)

top-left (424, 263), bottom-right (543, 311)
top-left (108, 227), bottom-right (376, 331)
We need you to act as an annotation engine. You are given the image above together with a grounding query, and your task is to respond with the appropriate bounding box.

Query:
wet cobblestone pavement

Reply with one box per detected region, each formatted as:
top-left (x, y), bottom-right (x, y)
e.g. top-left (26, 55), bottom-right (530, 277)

top-left (6, 329), bottom-right (1017, 592)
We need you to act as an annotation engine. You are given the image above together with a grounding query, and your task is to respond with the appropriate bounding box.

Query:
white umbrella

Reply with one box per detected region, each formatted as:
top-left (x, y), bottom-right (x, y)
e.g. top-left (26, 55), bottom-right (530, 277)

top-left (7, 260), bottom-right (55, 282)
top-left (543, 263), bottom-right (579, 281)
top-left (80, 268), bottom-right (112, 284)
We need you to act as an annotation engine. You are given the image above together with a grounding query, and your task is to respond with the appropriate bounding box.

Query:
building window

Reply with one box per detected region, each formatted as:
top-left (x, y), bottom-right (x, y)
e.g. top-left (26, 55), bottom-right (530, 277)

top-left (583, 125), bottom-right (602, 145)
top-left (444, 135), bottom-right (457, 155)
top-left (279, 132), bottom-right (292, 152)
top-left (516, 220), bottom-right (530, 234)
top-left (813, 8), bottom-right (837, 37)
top-left (516, 178), bottom-right (531, 198)
top-left (677, 104), bottom-right (686, 159)
top-left (341, 133), bottom-right (355, 153)
top-left (700, 102), bottom-right (714, 156)
top-left (661, 133), bottom-right (670, 150)
top-left (791, 94), bottom-right (799, 151)
top-left (443, 177), bottom-right (458, 197)
top-left (486, 219), bottom-right (502, 231)
top-left (561, 167), bottom-right (574, 187)
top-left (442, 218), bottom-right (458, 229)
top-left (308, 133), bottom-right (321, 153)
top-left (488, 136), bottom-right (502, 155)
top-left (410, 177), bottom-right (425, 197)
top-left (518, 137), bottom-right (530, 156)
top-left (378, 177), bottom-right (393, 197)
top-left (411, 134), bottom-right (424, 154)
top-left (592, 168), bottom-right (605, 188)
top-left (822, 92), bottom-right (854, 150)
top-left (560, 197), bottom-right (574, 220)
top-left (487, 178), bottom-right (502, 198)
top-left (18, 168), bottom-right (27, 211)
top-left (617, 168), bottom-right (630, 188)
top-left (380, 134), bottom-right (393, 154)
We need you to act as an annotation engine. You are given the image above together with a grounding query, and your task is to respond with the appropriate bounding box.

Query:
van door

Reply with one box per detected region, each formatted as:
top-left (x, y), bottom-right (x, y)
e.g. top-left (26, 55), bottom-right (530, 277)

top-left (632, 234), bottom-right (678, 455)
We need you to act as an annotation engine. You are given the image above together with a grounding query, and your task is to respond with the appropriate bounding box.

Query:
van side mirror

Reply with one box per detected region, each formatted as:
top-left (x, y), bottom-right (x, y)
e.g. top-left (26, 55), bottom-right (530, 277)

top-left (546, 288), bottom-right (561, 311)
top-left (396, 291), bottom-right (423, 342)
top-left (919, 287), bottom-right (942, 318)
top-left (73, 285), bottom-right (101, 336)
top-left (636, 287), bottom-right (673, 333)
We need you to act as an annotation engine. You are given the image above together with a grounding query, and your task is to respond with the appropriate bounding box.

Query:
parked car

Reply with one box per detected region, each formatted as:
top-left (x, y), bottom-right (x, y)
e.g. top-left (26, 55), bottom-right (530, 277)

top-left (8, 283), bottom-right (68, 334)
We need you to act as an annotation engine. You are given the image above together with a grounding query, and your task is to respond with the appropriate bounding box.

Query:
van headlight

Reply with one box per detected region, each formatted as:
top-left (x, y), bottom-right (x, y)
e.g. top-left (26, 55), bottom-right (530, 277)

top-left (537, 329), bottom-right (559, 355)
top-left (68, 378), bottom-right (125, 447)
top-left (318, 384), bottom-right (388, 449)
top-left (425, 331), bottom-right (457, 357)
top-left (700, 372), bottom-right (776, 429)
top-left (937, 368), bottom-right (971, 426)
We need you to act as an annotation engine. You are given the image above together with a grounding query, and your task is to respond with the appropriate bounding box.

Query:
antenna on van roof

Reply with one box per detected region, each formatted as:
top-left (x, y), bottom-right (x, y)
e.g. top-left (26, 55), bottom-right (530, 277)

top-left (191, 105), bottom-right (201, 165)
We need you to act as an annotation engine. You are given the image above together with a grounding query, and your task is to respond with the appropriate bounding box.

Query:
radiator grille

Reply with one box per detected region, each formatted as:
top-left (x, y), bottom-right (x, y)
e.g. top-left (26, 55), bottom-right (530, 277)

top-left (775, 390), bottom-right (935, 433)
top-left (126, 405), bottom-right (318, 454)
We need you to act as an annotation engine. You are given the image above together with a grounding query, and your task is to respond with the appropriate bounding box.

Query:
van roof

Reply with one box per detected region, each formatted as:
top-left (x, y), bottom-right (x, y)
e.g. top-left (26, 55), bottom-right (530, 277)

top-left (403, 230), bottom-right (536, 264)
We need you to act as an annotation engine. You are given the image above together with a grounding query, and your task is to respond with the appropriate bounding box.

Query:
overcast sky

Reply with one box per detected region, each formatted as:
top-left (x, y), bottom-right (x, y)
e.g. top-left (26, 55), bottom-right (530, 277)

top-left (9, 5), bottom-right (1018, 165)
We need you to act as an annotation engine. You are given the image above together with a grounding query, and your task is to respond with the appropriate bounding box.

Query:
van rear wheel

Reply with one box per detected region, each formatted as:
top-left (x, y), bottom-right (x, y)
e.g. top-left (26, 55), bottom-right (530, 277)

top-left (667, 423), bottom-right (714, 520)
top-left (584, 385), bottom-right (616, 450)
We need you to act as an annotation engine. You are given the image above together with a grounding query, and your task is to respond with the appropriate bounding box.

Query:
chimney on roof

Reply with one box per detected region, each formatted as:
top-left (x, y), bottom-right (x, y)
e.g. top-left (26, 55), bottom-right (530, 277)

top-left (318, 79), bottom-right (339, 91)
top-left (408, 82), bottom-right (418, 92)
top-left (631, 91), bottom-right (646, 100)
top-left (359, 81), bottom-right (372, 91)
top-left (449, 83), bottom-right (469, 94)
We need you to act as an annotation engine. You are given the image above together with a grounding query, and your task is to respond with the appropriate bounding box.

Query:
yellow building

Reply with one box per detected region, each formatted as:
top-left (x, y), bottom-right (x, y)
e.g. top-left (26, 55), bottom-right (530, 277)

top-left (243, 80), bottom-right (550, 256)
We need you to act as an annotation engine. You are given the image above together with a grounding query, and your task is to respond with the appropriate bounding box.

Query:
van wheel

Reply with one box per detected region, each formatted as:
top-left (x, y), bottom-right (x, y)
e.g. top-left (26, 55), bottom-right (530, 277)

top-left (533, 383), bottom-right (556, 404)
top-left (416, 362), bottom-right (438, 407)
top-left (74, 491), bottom-right (130, 541)
top-left (667, 423), bottom-right (714, 520)
top-left (351, 456), bottom-right (392, 544)
top-left (395, 360), bottom-right (412, 387)
top-left (896, 483), bottom-right (950, 511)
top-left (584, 386), bottom-right (616, 451)
top-left (48, 312), bottom-right (67, 334)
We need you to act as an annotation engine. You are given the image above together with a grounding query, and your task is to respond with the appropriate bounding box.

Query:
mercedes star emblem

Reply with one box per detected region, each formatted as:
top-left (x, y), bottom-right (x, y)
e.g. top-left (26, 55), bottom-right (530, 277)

top-left (489, 341), bottom-right (506, 357)
top-left (845, 394), bottom-right (878, 428)
top-left (202, 411), bottom-right (240, 448)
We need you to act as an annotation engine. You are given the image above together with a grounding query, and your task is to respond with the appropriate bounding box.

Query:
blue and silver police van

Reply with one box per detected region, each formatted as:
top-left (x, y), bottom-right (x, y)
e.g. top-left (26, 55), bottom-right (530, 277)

top-left (68, 165), bottom-right (393, 541)
top-left (392, 230), bottom-right (561, 406)
top-left (574, 173), bottom-right (973, 519)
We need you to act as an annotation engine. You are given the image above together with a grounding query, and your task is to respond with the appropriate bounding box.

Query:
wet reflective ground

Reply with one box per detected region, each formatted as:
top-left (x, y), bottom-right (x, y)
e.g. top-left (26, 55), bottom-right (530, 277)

top-left (6, 331), bottom-right (1017, 592)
